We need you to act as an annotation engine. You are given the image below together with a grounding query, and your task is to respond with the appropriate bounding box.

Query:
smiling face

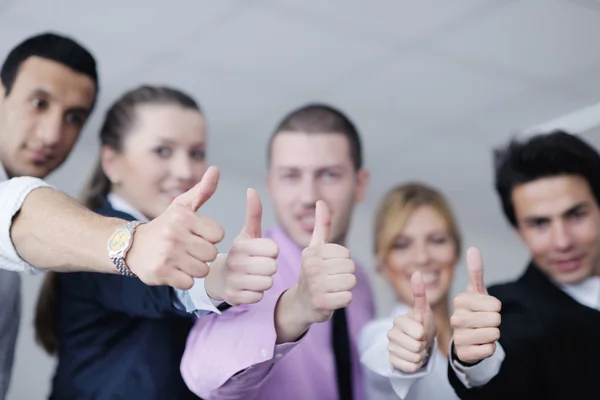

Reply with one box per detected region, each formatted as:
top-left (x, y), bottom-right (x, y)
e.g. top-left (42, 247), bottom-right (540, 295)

top-left (513, 174), bottom-right (600, 284)
top-left (383, 205), bottom-right (458, 307)
top-left (0, 56), bottom-right (96, 178)
top-left (102, 104), bottom-right (207, 220)
top-left (267, 132), bottom-right (369, 247)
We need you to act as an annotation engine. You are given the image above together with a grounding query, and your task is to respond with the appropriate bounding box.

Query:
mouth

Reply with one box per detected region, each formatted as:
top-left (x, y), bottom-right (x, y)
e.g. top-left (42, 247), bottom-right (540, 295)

top-left (27, 149), bottom-right (53, 163)
top-left (554, 256), bottom-right (584, 273)
top-left (296, 214), bottom-right (316, 233)
top-left (420, 271), bottom-right (441, 287)
top-left (162, 188), bottom-right (191, 200)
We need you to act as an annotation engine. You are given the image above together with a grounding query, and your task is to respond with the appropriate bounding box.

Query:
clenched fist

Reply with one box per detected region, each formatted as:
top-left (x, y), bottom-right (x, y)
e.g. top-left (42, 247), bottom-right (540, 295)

top-left (388, 271), bottom-right (437, 373)
top-left (205, 188), bottom-right (279, 306)
top-left (126, 166), bottom-right (225, 290)
top-left (295, 200), bottom-right (357, 324)
top-left (451, 247), bottom-right (502, 364)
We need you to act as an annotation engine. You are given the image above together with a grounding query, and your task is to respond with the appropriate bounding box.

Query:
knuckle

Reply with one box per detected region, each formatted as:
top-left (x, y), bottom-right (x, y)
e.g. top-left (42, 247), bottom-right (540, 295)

top-left (490, 327), bottom-right (501, 342)
top-left (491, 313), bottom-right (502, 327)
top-left (453, 293), bottom-right (467, 309)
top-left (491, 298), bottom-right (502, 312)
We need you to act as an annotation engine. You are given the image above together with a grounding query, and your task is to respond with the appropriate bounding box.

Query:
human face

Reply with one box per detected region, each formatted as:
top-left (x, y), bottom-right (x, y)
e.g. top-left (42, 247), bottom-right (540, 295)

top-left (513, 174), bottom-right (600, 284)
top-left (383, 206), bottom-right (457, 307)
top-left (267, 132), bottom-right (369, 248)
top-left (102, 104), bottom-right (207, 220)
top-left (0, 56), bottom-right (96, 178)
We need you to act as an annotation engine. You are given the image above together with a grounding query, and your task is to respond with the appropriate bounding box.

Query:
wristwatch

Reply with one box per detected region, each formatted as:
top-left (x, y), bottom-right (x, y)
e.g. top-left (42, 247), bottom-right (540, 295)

top-left (107, 221), bottom-right (145, 278)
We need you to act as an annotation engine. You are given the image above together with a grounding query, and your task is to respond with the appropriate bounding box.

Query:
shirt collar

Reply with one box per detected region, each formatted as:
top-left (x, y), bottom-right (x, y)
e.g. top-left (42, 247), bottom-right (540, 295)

top-left (106, 193), bottom-right (150, 223)
top-left (558, 276), bottom-right (600, 311)
top-left (0, 163), bottom-right (8, 183)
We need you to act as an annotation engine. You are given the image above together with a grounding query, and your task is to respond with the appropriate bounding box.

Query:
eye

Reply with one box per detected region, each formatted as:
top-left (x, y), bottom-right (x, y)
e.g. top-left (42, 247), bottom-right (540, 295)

top-left (392, 241), bottom-right (410, 250)
top-left (321, 170), bottom-right (340, 180)
top-left (430, 236), bottom-right (448, 245)
top-left (65, 112), bottom-right (85, 126)
top-left (30, 98), bottom-right (48, 110)
top-left (153, 146), bottom-right (172, 158)
top-left (190, 149), bottom-right (206, 160)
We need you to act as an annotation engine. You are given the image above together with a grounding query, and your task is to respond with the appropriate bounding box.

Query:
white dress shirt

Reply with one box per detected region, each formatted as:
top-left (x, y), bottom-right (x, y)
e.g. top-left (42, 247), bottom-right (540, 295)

top-left (450, 275), bottom-right (600, 389)
top-left (0, 164), bottom-right (51, 400)
top-left (106, 192), bottom-right (224, 317)
top-left (359, 303), bottom-right (459, 400)
top-left (0, 166), bottom-right (51, 274)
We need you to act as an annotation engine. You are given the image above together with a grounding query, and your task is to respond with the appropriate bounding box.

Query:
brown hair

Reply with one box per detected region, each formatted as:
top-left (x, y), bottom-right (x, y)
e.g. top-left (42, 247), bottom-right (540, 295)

top-left (373, 182), bottom-right (462, 269)
top-left (266, 103), bottom-right (363, 171)
top-left (34, 85), bottom-right (202, 355)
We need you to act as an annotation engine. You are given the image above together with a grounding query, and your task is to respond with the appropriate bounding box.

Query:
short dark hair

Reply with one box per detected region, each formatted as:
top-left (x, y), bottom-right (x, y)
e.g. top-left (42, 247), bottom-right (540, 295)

top-left (494, 130), bottom-right (600, 227)
top-left (1, 32), bottom-right (99, 99)
top-left (267, 103), bottom-right (363, 170)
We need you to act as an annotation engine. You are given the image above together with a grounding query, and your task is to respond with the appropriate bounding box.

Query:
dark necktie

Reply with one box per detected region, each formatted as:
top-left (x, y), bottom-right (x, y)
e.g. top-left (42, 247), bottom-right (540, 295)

top-left (331, 307), bottom-right (353, 400)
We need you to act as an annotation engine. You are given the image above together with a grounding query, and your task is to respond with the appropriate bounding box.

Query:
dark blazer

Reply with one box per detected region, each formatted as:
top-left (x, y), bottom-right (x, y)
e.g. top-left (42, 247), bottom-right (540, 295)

top-left (49, 201), bottom-right (201, 400)
top-left (448, 263), bottom-right (600, 400)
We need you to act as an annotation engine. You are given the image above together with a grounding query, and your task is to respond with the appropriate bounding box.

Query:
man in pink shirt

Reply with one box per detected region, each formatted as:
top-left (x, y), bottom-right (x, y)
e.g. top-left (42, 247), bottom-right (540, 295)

top-left (180, 104), bottom-right (375, 400)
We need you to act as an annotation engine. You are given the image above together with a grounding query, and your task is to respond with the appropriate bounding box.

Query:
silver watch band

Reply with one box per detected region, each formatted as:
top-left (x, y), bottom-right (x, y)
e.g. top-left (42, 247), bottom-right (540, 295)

top-left (112, 256), bottom-right (138, 278)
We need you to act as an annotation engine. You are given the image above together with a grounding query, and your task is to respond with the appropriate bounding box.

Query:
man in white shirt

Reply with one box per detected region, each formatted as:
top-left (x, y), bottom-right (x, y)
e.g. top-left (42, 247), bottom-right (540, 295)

top-left (0, 33), bottom-right (278, 398)
top-left (447, 130), bottom-right (600, 399)
top-left (0, 32), bottom-right (99, 400)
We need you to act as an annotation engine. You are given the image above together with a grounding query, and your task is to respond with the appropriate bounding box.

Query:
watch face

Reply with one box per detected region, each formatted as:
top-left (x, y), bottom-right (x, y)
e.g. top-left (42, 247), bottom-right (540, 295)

top-left (109, 228), bottom-right (130, 254)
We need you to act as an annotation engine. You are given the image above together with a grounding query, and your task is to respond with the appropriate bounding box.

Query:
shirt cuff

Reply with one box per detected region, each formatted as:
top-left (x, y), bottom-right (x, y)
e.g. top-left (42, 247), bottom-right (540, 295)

top-left (449, 339), bottom-right (506, 388)
top-left (0, 178), bottom-right (52, 274)
top-left (173, 277), bottom-right (224, 317)
top-left (361, 335), bottom-right (437, 400)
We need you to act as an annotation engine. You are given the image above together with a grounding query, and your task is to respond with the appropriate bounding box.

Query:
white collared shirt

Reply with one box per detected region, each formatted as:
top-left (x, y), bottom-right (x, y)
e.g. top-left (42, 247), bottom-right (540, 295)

top-left (359, 303), bottom-right (459, 400)
top-left (0, 164), bottom-right (52, 273)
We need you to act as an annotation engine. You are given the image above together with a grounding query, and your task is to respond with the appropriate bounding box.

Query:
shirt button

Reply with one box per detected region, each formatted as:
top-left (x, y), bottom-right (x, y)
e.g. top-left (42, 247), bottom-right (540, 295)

top-left (274, 353), bottom-right (283, 359)
top-left (260, 348), bottom-right (268, 358)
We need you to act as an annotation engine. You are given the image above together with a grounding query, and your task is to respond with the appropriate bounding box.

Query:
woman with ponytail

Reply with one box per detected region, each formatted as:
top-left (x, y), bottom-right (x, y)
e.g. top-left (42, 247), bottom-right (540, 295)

top-left (34, 85), bottom-right (211, 400)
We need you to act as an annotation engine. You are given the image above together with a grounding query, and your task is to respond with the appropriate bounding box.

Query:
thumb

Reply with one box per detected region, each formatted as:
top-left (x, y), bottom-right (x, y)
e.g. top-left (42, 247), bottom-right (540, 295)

top-left (466, 247), bottom-right (486, 294)
top-left (309, 200), bottom-right (331, 247)
top-left (411, 271), bottom-right (428, 325)
top-left (173, 166), bottom-right (220, 211)
top-left (240, 188), bottom-right (262, 238)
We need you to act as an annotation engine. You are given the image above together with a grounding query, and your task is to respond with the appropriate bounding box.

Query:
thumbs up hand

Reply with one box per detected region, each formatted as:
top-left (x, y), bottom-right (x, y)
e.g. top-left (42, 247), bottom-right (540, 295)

top-left (205, 188), bottom-right (279, 306)
top-left (293, 201), bottom-right (357, 324)
top-left (126, 166), bottom-right (225, 289)
top-left (451, 247), bottom-right (502, 364)
top-left (387, 272), bottom-right (437, 373)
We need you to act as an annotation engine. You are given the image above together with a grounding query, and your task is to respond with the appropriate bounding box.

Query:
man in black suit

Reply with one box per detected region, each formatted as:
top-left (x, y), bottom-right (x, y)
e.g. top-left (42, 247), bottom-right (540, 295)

top-left (448, 130), bottom-right (600, 399)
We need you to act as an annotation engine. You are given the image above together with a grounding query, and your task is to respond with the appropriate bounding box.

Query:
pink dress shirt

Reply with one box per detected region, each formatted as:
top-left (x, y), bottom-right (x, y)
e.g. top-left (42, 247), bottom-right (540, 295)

top-left (180, 226), bottom-right (375, 400)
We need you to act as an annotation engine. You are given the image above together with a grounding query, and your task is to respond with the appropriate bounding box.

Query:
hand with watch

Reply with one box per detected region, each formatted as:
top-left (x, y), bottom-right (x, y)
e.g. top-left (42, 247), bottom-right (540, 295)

top-left (106, 166), bottom-right (225, 290)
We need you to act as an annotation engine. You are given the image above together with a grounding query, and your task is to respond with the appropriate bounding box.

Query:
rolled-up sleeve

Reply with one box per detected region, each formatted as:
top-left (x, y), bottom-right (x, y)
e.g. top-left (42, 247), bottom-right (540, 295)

top-left (0, 177), bottom-right (52, 273)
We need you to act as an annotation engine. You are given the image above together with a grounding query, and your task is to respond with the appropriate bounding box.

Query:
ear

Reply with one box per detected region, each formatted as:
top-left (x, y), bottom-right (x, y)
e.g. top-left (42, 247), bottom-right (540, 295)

top-left (101, 145), bottom-right (121, 184)
top-left (0, 81), bottom-right (6, 104)
top-left (354, 168), bottom-right (370, 204)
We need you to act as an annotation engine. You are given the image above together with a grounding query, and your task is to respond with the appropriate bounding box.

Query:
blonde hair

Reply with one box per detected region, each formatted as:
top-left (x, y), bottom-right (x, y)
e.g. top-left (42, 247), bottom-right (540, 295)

top-left (373, 182), bottom-right (462, 267)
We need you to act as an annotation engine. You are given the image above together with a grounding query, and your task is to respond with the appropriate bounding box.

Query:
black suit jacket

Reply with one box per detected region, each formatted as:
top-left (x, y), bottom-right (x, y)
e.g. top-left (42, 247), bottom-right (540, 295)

top-left (448, 263), bottom-right (600, 400)
top-left (49, 201), bottom-right (201, 400)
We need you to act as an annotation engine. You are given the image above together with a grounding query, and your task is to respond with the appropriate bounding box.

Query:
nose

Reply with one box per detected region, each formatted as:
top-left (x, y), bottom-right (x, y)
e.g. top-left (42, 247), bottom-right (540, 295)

top-left (171, 154), bottom-right (194, 182)
top-left (551, 221), bottom-right (574, 252)
top-left (36, 114), bottom-right (63, 147)
top-left (299, 176), bottom-right (319, 206)
top-left (413, 242), bottom-right (431, 266)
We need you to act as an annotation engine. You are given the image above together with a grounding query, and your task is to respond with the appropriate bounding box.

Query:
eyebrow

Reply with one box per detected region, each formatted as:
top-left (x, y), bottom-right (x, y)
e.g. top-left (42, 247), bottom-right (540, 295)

top-left (156, 138), bottom-right (206, 146)
top-left (522, 201), bottom-right (591, 224)
top-left (276, 164), bottom-right (347, 171)
top-left (30, 88), bottom-right (91, 115)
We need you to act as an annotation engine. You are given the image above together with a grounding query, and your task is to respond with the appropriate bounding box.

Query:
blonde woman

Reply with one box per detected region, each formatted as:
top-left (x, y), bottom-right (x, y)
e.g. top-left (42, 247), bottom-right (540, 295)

top-left (359, 183), bottom-right (461, 399)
